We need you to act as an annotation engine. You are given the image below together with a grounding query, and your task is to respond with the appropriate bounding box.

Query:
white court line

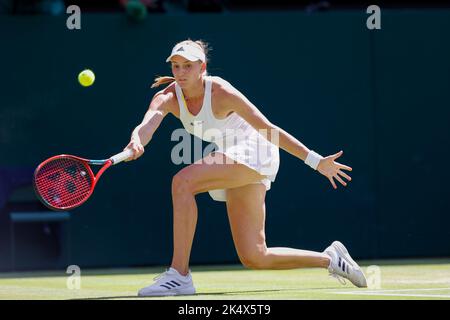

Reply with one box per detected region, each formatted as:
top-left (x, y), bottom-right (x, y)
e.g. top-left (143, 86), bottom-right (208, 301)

top-left (331, 287), bottom-right (450, 299)
top-left (362, 288), bottom-right (450, 292)
top-left (333, 292), bottom-right (450, 298)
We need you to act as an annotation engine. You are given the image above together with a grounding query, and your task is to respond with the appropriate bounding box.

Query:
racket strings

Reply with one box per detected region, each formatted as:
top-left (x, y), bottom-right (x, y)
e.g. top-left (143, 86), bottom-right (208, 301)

top-left (34, 157), bottom-right (93, 209)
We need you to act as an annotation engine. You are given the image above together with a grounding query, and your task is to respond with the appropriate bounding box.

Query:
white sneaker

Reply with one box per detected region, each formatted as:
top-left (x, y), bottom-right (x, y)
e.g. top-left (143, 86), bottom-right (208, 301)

top-left (324, 241), bottom-right (367, 288)
top-left (138, 267), bottom-right (196, 297)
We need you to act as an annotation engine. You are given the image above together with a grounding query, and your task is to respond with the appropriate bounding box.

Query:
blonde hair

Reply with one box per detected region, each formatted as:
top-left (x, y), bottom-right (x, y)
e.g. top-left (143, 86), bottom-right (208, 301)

top-left (151, 39), bottom-right (210, 89)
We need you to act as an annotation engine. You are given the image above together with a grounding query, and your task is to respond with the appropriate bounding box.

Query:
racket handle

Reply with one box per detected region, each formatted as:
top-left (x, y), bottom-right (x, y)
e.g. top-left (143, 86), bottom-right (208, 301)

top-left (110, 149), bottom-right (134, 165)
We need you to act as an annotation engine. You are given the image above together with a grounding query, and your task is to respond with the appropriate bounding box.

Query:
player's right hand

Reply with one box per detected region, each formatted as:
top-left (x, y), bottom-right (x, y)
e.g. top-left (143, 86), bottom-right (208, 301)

top-left (124, 140), bottom-right (145, 161)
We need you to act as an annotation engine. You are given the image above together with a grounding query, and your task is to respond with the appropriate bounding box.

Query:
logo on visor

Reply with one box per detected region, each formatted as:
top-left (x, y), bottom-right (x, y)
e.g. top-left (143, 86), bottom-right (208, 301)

top-left (177, 47), bottom-right (185, 52)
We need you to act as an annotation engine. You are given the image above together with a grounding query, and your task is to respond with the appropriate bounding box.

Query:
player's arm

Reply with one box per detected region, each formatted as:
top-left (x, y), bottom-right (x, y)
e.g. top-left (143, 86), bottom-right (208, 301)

top-left (219, 79), bottom-right (353, 189)
top-left (218, 80), bottom-right (310, 162)
top-left (125, 92), bottom-right (170, 161)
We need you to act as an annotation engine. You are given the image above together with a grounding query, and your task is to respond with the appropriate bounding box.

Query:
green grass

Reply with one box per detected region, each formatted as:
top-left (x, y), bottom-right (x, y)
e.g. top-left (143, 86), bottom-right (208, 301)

top-left (1, 259), bottom-right (450, 300)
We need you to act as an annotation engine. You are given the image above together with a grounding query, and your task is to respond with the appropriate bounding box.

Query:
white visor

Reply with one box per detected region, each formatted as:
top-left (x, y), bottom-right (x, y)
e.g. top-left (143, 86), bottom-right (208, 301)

top-left (166, 43), bottom-right (206, 63)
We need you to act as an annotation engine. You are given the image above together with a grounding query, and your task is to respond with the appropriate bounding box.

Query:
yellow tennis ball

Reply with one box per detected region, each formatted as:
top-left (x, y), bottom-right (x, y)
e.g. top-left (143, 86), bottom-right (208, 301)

top-left (78, 69), bottom-right (95, 87)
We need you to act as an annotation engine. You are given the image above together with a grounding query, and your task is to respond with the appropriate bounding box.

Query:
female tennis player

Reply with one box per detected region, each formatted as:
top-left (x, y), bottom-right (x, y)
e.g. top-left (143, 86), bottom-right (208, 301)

top-left (123, 40), bottom-right (367, 297)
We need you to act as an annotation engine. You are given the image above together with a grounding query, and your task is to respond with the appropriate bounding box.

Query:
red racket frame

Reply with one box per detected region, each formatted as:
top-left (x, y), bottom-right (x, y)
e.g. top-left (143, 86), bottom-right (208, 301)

top-left (33, 155), bottom-right (113, 211)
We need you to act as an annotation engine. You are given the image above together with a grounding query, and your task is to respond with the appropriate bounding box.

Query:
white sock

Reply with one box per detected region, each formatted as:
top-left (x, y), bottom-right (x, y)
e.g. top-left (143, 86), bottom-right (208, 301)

top-left (324, 252), bottom-right (333, 269)
top-left (169, 267), bottom-right (190, 278)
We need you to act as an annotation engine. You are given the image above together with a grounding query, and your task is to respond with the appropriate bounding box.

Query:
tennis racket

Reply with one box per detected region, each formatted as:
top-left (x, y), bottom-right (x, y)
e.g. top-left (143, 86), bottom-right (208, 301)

top-left (33, 149), bottom-right (133, 211)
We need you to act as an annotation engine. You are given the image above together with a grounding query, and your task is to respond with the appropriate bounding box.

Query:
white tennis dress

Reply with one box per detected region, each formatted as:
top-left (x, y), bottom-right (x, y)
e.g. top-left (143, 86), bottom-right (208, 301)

top-left (174, 76), bottom-right (280, 201)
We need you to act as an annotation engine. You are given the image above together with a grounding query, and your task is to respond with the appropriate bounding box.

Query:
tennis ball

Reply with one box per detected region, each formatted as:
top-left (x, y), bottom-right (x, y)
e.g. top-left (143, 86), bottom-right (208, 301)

top-left (78, 69), bottom-right (95, 87)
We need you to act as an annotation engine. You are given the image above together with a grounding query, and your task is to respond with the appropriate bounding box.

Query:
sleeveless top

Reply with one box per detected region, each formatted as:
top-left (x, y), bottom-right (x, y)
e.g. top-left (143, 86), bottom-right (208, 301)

top-left (175, 76), bottom-right (254, 144)
top-left (174, 76), bottom-right (280, 201)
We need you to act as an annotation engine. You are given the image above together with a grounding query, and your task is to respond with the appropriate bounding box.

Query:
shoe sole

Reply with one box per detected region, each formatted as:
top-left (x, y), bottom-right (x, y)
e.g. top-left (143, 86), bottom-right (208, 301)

top-left (332, 241), bottom-right (367, 288)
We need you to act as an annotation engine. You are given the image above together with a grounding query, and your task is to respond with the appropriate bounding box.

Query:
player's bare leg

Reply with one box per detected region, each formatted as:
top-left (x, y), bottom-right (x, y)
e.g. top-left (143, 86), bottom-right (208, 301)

top-left (226, 183), bottom-right (330, 269)
top-left (170, 152), bottom-right (267, 275)
top-left (226, 184), bottom-right (367, 287)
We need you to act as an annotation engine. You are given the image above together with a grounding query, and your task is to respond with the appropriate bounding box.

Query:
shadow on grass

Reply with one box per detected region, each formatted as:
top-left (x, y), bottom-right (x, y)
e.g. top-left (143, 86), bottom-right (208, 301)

top-left (72, 287), bottom-right (345, 300)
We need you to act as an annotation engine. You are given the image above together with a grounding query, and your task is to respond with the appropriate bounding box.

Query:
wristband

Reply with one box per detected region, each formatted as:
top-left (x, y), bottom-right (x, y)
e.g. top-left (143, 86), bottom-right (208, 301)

top-left (305, 150), bottom-right (323, 170)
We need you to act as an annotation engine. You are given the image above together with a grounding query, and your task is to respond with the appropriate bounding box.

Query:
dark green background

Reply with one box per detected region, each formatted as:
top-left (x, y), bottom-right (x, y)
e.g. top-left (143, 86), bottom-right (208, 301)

top-left (1, 10), bottom-right (449, 270)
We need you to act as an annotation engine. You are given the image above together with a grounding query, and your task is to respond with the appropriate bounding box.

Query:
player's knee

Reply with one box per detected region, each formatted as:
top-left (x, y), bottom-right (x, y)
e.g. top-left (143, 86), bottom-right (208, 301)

top-left (239, 249), bottom-right (268, 270)
top-left (172, 172), bottom-right (194, 196)
top-left (240, 256), bottom-right (267, 270)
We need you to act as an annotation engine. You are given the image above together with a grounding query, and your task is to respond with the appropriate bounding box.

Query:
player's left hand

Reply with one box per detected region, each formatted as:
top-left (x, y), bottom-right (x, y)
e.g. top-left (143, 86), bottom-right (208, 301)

top-left (317, 150), bottom-right (352, 189)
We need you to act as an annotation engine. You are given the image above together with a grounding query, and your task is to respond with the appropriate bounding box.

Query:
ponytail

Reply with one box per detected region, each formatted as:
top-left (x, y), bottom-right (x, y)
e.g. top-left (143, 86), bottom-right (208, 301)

top-left (151, 76), bottom-right (176, 88)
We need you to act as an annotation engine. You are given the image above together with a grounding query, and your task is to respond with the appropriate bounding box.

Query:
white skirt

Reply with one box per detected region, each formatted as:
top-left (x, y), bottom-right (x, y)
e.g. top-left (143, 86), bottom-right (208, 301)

top-left (207, 129), bottom-right (280, 202)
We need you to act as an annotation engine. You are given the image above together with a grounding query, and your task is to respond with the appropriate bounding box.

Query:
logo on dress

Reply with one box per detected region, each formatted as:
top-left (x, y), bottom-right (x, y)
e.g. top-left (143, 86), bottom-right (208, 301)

top-left (190, 120), bottom-right (204, 126)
